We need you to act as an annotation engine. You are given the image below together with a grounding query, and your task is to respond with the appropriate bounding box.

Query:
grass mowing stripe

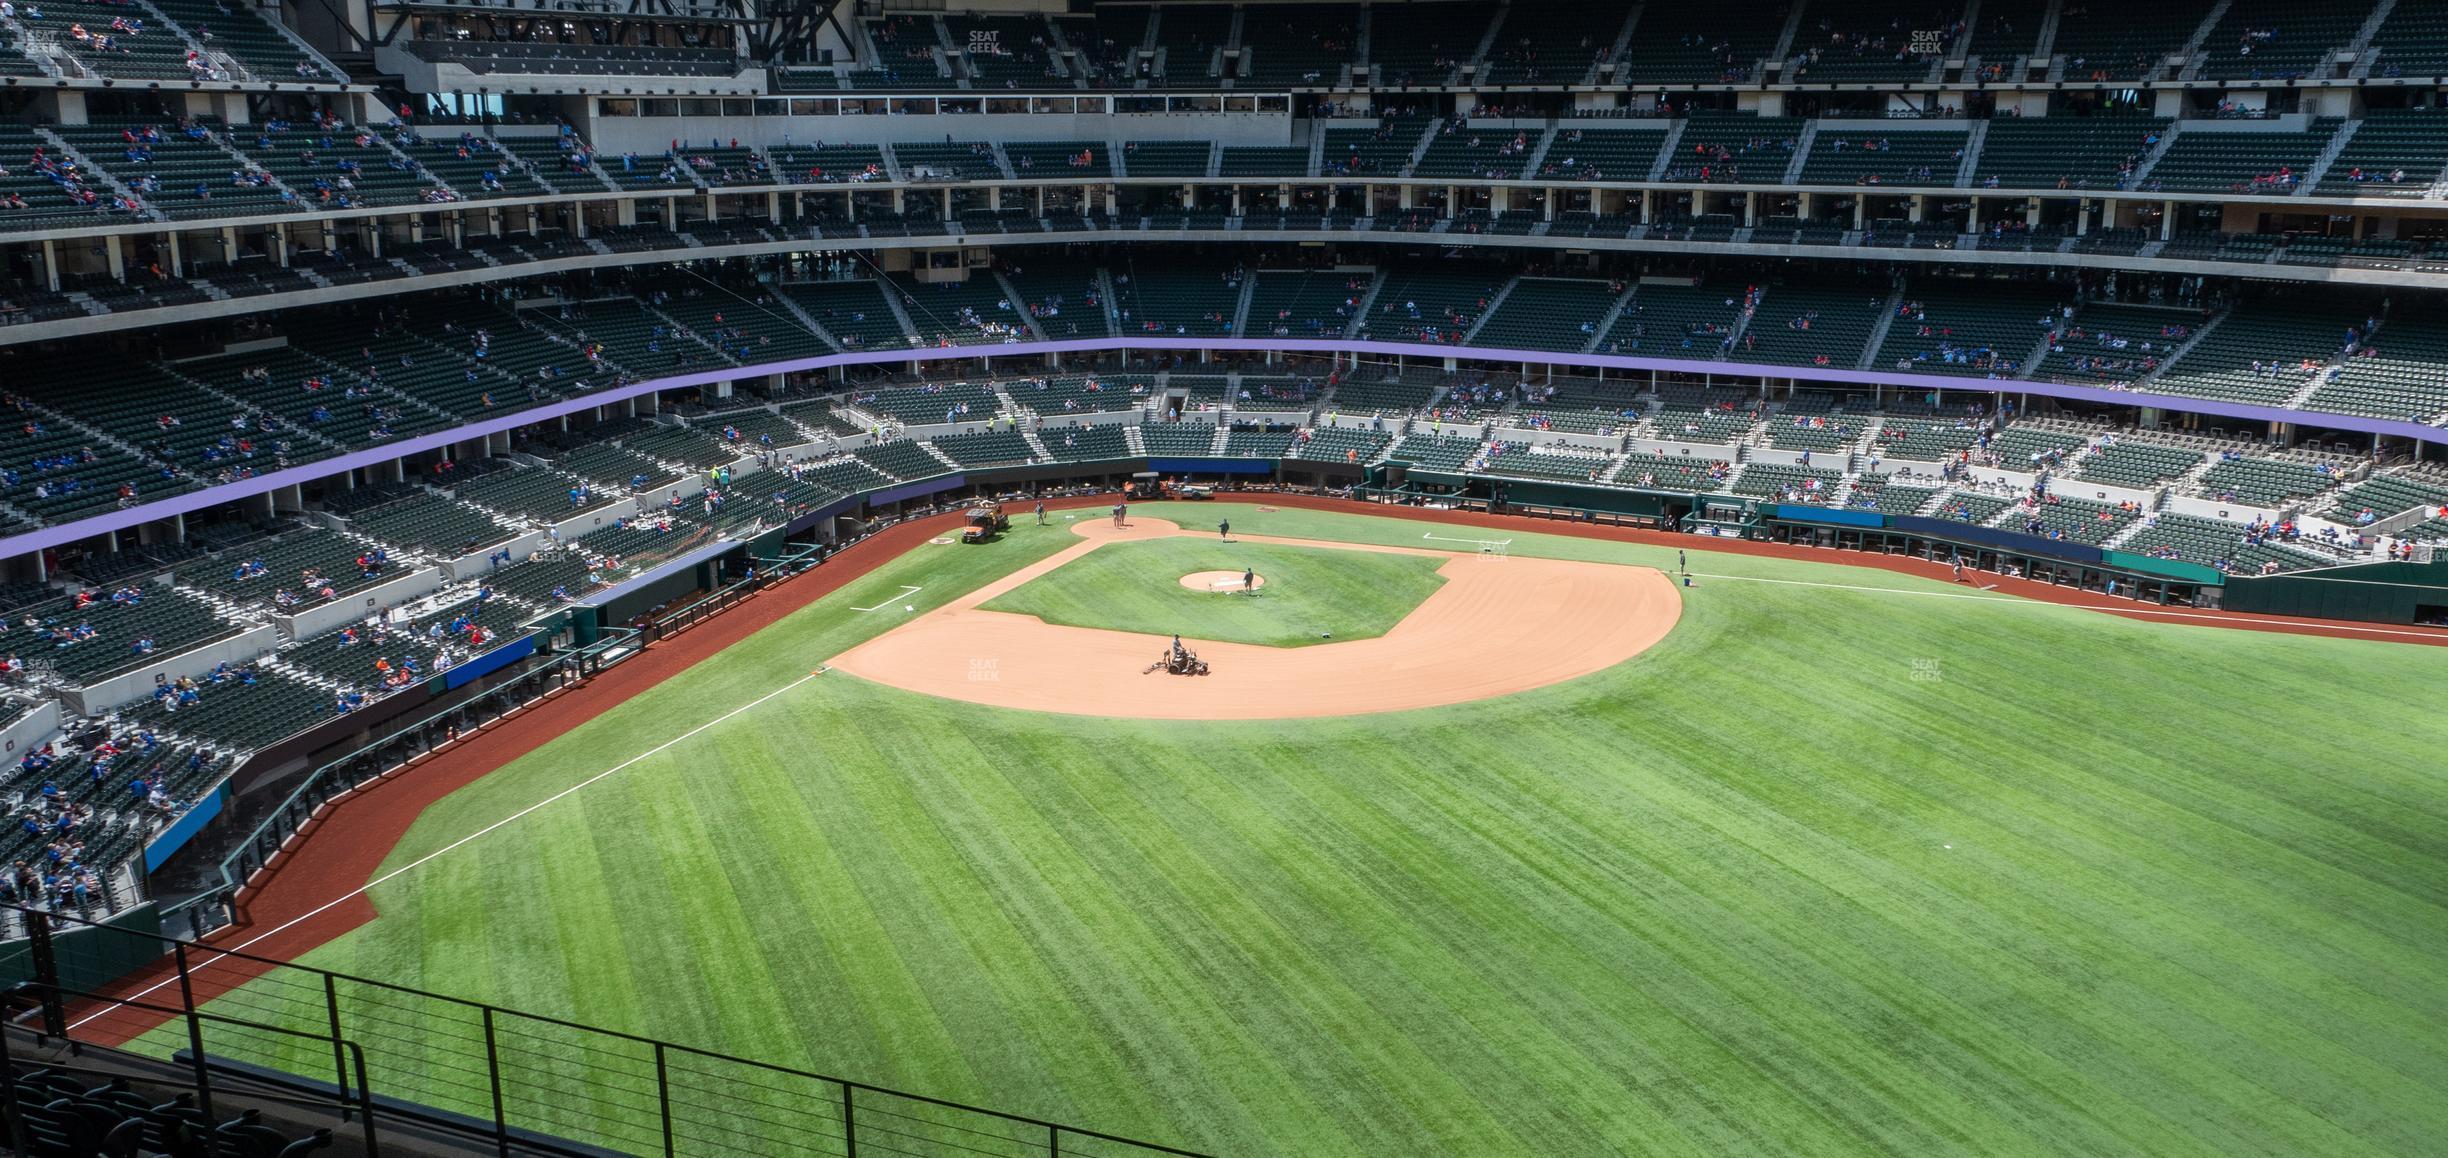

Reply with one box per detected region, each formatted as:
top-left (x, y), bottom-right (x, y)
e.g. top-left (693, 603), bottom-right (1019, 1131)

top-left (147, 506), bottom-right (2448, 1156)
top-left (812, 712), bottom-right (1144, 1129)
top-left (1586, 698), bottom-right (2415, 1154)
top-left (899, 720), bottom-right (1355, 1152)
top-left (992, 724), bottom-right (1410, 1155)
top-left (1143, 743), bottom-right (1551, 1155)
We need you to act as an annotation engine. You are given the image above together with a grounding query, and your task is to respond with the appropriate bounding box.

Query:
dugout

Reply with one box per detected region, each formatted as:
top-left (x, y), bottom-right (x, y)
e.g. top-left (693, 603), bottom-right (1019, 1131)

top-left (2222, 558), bottom-right (2448, 625)
top-left (1766, 508), bottom-right (2222, 605)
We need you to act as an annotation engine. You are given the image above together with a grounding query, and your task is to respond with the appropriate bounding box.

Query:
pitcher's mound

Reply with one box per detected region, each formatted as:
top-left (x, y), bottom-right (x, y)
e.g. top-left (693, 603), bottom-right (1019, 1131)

top-left (1180, 570), bottom-right (1265, 592)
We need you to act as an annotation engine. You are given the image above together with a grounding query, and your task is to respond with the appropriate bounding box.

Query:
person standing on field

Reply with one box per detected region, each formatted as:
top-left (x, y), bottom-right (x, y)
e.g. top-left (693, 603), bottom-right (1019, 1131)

top-left (1219, 518), bottom-right (1231, 541)
top-left (1035, 500), bottom-right (1046, 525)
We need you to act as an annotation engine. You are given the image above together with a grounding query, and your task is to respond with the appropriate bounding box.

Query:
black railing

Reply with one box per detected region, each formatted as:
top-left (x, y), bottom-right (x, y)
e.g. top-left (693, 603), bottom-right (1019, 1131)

top-left (11, 904), bottom-right (1207, 1158)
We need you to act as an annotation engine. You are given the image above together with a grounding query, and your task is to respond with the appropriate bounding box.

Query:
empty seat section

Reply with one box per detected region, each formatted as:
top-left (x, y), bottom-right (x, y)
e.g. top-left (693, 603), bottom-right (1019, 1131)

top-left (2051, 0), bottom-right (2216, 80)
top-left (1799, 129), bottom-right (1965, 185)
top-left (1663, 112), bottom-right (1805, 183)
top-left (1468, 278), bottom-right (1618, 351)
top-left (1241, 269), bottom-right (1371, 338)
top-left (1870, 283), bottom-right (2064, 377)
top-left (1973, 117), bottom-right (2169, 190)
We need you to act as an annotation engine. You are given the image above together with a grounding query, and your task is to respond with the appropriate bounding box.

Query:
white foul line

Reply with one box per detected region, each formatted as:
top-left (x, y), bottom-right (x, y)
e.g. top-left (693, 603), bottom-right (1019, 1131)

top-left (850, 585), bottom-right (922, 612)
top-left (73, 668), bottom-right (828, 1031)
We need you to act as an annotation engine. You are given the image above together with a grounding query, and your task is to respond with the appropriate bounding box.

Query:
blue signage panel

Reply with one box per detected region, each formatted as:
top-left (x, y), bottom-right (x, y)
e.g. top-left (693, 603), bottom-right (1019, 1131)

top-left (443, 633), bottom-right (540, 690)
top-left (145, 782), bottom-right (228, 873)
top-left (1147, 458), bottom-right (1276, 475)
top-left (1776, 504), bottom-right (1884, 528)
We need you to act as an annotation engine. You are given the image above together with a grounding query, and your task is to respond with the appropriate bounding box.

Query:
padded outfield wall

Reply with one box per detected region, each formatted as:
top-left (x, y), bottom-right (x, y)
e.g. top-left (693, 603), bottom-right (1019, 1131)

top-left (2223, 559), bottom-right (2448, 625)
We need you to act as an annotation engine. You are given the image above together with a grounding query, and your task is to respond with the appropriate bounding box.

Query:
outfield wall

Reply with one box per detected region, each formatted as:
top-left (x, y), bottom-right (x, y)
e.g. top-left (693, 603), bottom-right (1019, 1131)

top-left (2223, 559), bottom-right (2448, 624)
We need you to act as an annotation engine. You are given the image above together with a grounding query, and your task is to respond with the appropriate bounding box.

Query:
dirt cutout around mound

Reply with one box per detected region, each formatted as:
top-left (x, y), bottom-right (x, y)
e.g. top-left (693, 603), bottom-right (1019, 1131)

top-left (829, 518), bottom-right (1682, 719)
top-left (1179, 570), bottom-right (1267, 592)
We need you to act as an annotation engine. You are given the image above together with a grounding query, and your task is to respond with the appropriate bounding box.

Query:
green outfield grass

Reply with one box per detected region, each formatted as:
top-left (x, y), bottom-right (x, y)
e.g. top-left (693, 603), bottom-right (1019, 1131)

top-left (980, 535), bottom-right (1448, 646)
top-left (153, 505), bottom-right (2448, 1157)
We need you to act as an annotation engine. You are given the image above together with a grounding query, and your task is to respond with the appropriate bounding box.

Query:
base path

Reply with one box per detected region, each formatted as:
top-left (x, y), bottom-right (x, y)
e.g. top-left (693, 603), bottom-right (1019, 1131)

top-left (829, 519), bottom-right (1681, 719)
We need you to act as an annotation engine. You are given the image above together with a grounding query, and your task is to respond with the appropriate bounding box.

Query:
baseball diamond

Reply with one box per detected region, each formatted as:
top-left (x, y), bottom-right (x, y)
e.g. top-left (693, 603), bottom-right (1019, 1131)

top-left (34, 497), bottom-right (2442, 1158)
top-left (8, 0), bottom-right (2448, 1150)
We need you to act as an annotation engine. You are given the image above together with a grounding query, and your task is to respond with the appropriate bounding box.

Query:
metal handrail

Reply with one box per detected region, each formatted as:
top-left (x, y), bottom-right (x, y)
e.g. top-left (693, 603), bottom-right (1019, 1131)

top-left (10, 903), bottom-right (1210, 1158)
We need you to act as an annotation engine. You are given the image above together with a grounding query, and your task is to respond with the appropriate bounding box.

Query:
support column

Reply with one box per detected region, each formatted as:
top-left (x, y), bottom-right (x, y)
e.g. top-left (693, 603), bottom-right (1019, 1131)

top-left (1908, 195), bottom-right (1924, 223)
top-left (40, 239), bottom-right (58, 291)
top-left (1853, 198), bottom-right (1866, 229)
top-left (166, 233), bottom-right (182, 277)
top-left (1744, 191), bottom-right (1758, 226)
top-left (2161, 200), bottom-right (2175, 240)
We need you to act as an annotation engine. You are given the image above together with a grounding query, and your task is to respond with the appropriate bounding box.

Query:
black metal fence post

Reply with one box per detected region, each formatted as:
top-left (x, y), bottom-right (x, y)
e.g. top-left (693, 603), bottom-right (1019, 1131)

top-left (481, 1007), bottom-right (509, 1156)
top-left (22, 908), bottom-right (64, 1039)
top-left (172, 942), bottom-right (215, 1121)
top-left (324, 973), bottom-right (351, 1113)
top-left (842, 1083), bottom-right (857, 1157)
top-left (652, 1042), bottom-right (676, 1157)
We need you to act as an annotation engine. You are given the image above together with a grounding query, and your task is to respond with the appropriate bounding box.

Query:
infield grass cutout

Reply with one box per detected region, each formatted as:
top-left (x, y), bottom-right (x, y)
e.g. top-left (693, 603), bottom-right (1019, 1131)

top-left (980, 536), bottom-right (1447, 647)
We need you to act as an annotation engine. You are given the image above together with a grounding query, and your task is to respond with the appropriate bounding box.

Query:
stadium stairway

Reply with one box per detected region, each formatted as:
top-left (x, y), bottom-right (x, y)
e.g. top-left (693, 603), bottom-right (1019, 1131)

top-left (1955, 121), bottom-right (1990, 186)
top-left (1645, 119), bottom-right (1687, 181)
top-left (766, 287), bottom-right (848, 350)
top-left (2126, 122), bottom-right (2184, 186)
top-left (1460, 279), bottom-right (1520, 345)
top-left (35, 129), bottom-right (156, 222)
top-left (2298, 118), bottom-right (2364, 193)
top-left (2173, 0), bottom-right (2237, 80)
top-left (1857, 287), bottom-right (1906, 370)
top-left (2132, 313), bottom-right (2228, 388)
top-left (1587, 283), bottom-right (1638, 355)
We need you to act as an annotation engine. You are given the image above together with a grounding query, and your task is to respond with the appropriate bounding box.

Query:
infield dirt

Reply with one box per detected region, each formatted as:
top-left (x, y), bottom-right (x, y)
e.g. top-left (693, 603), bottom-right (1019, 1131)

top-left (828, 517), bottom-right (1683, 719)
